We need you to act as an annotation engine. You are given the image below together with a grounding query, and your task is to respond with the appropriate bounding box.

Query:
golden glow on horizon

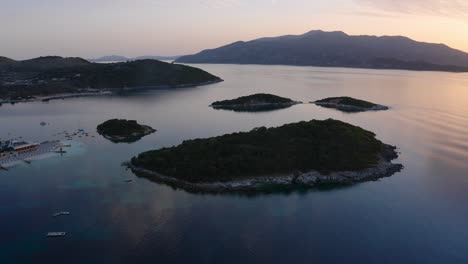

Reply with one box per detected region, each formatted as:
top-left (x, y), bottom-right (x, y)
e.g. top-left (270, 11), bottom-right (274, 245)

top-left (1, 0), bottom-right (467, 59)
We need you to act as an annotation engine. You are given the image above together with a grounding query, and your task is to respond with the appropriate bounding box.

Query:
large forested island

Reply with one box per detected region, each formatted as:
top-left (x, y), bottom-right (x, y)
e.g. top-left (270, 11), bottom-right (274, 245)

top-left (177, 30), bottom-right (468, 72)
top-left (97, 119), bottom-right (156, 143)
top-left (314, 97), bottom-right (389, 112)
top-left (0, 56), bottom-right (222, 102)
top-left (130, 119), bottom-right (402, 192)
top-left (210, 93), bottom-right (301, 112)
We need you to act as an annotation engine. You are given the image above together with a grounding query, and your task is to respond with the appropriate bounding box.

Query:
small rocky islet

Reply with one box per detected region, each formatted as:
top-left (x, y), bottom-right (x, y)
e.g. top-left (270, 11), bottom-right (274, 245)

top-left (97, 119), bottom-right (156, 143)
top-left (210, 93), bottom-right (301, 112)
top-left (313, 96), bottom-right (389, 112)
top-left (129, 119), bottom-right (402, 193)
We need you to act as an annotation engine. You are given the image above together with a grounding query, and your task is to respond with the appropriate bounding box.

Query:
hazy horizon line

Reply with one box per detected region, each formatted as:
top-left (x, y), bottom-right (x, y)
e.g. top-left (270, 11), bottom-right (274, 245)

top-left (3, 28), bottom-right (467, 61)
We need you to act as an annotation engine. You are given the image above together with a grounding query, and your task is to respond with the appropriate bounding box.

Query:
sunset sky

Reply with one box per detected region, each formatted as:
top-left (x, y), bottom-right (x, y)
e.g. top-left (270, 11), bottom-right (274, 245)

top-left (2, 0), bottom-right (468, 59)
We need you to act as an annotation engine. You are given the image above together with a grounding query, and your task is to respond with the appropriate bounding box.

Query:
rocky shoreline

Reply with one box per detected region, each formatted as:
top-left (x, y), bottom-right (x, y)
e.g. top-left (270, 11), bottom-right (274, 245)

top-left (129, 144), bottom-right (402, 193)
top-left (0, 91), bottom-right (112, 105)
top-left (313, 101), bottom-right (389, 112)
top-left (0, 79), bottom-right (223, 106)
top-left (210, 101), bottom-right (302, 112)
top-left (99, 125), bottom-right (156, 143)
top-left (122, 79), bottom-right (223, 92)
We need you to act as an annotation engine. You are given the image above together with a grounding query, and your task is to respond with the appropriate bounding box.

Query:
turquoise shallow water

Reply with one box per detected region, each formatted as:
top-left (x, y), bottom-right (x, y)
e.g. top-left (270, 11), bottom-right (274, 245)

top-left (1, 64), bottom-right (468, 263)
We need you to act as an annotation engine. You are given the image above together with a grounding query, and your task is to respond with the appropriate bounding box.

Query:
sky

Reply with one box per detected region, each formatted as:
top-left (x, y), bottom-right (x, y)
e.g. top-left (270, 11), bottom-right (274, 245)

top-left (1, 0), bottom-right (467, 59)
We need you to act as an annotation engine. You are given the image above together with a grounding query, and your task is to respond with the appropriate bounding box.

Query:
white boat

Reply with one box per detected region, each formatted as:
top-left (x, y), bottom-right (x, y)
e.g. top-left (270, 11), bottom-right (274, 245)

top-left (55, 147), bottom-right (67, 154)
top-left (53, 211), bottom-right (70, 217)
top-left (47, 232), bottom-right (66, 237)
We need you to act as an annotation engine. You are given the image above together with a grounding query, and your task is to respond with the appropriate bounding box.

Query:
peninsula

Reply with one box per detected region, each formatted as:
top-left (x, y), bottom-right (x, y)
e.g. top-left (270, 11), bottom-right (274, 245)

top-left (313, 97), bottom-right (389, 112)
top-left (0, 56), bottom-right (222, 102)
top-left (130, 119), bottom-right (402, 192)
top-left (97, 119), bottom-right (156, 143)
top-left (210, 93), bottom-right (301, 112)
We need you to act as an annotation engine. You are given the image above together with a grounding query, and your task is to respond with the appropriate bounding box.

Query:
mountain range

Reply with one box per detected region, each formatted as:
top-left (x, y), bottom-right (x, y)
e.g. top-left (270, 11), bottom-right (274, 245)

top-left (176, 30), bottom-right (468, 72)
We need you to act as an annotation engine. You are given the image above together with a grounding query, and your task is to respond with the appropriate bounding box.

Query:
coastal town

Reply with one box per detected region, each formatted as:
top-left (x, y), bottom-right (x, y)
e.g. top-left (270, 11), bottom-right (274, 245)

top-left (0, 140), bottom-right (69, 170)
top-left (0, 125), bottom-right (98, 171)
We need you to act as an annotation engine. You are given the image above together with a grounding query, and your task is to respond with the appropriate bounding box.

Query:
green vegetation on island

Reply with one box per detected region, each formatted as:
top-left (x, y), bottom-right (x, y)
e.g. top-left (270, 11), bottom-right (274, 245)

top-left (130, 119), bottom-right (401, 192)
top-left (0, 56), bottom-right (222, 101)
top-left (97, 119), bottom-right (156, 143)
top-left (314, 97), bottom-right (389, 112)
top-left (211, 93), bottom-right (301, 112)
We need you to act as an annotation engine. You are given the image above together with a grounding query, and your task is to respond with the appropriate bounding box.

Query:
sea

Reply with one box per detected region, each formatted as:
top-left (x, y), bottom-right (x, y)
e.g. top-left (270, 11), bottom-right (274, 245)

top-left (1, 63), bottom-right (468, 263)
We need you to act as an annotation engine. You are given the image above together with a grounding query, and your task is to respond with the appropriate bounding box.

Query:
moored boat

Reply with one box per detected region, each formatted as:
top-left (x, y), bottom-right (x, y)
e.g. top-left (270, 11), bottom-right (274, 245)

top-left (47, 232), bottom-right (66, 237)
top-left (52, 211), bottom-right (70, 217)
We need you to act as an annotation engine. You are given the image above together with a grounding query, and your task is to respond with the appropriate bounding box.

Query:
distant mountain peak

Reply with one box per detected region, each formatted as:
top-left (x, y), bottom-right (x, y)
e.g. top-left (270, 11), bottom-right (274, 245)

top-left (177, 30), bottom-right (468, 72)
top-left (90, 55), bottom-right (130, 62)
top-left (304, 30), bottom-right (347, 36)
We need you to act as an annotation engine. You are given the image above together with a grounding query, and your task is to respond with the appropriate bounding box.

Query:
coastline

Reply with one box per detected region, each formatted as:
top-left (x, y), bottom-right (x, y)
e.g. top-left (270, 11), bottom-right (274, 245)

top-left (210, 101), bottom-right (302, 111)
top-left (175, 61), bottom-right (468, 73)
top-left (129, 144), bottom-right (403, 193)
top-left (121, 79), bottom-right (223, 92)
top-left (0, 79), bottom-right (223, 105)
top-left (0, 91), bottom-right (112, 105)
top-left (313, 102), bottom-right (389, 112)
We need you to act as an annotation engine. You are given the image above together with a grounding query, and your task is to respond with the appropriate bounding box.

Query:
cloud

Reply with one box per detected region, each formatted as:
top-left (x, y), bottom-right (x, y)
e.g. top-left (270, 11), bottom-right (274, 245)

top-left (355, 0), bottom-right (468, 17)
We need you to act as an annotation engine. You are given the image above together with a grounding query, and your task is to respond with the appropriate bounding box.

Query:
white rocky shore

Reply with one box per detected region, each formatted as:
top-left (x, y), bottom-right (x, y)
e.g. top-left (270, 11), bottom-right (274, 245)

top-left (128, 146), bottom-right (403, 193)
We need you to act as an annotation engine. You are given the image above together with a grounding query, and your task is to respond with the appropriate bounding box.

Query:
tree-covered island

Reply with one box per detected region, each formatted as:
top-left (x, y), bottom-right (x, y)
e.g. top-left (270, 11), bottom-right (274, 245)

top-left (210, 93), bottom-right (301, 112)
top-left (97, 119), bottom-right (156, 143)
top-left (130, 119), bottom-right (402, 192)
top-left (313, 97), bottom-right (389, 112)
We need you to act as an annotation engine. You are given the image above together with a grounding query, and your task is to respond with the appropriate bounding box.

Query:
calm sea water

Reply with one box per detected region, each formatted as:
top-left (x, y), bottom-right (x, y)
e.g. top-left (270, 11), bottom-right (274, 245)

top-left (1, 64), bottom-right (468, 263)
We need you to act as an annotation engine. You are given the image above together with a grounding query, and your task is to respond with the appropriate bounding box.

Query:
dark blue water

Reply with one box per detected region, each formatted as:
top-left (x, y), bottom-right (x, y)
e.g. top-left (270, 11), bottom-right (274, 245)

top-left (1, 64), bottom-right (468, 263)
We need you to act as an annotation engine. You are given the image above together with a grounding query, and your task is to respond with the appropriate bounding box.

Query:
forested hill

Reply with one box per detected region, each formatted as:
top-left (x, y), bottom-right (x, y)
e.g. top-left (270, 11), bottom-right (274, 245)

top-left (0, 56), bottom-right (222, 99)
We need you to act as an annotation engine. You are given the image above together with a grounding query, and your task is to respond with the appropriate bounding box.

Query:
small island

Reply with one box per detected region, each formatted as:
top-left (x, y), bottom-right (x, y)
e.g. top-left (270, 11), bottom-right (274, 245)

top-left (210, 93), bottom-right (301, 112)
top-left (313, 97), bottom-right (389, 112)
top-left (97, 119), bottom-right (156, 143)
top-left (130, 119), bottom-right (402, 192)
